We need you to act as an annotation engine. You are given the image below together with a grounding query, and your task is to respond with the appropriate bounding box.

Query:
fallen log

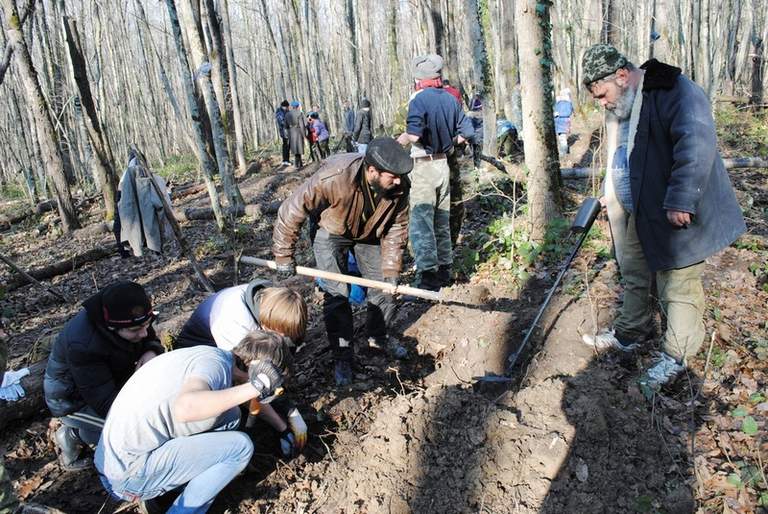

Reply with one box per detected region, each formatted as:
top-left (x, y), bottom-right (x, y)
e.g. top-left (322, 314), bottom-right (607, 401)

top-left (174, 201), bottom-right (281, 222)
top-left (555, 157), bottom-right (766, 179)
top-left (0, 195), bottom-right (101, 232)
top-left (0, 254), bottom-right (71, 301)
top-left (4, 247), bottom-right (115, 292)
top-left (722, 157), bottom-right (768, 169)
top-left (170, 182), bottom-right (207, 200)
top-left (0, 359), bottom-right (47, 431)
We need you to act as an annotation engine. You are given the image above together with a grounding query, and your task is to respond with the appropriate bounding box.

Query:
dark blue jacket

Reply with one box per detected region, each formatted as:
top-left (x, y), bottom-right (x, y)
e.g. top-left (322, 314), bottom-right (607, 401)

top-left (406, 87), bottom-right (474, 154)
top-left (275, 107), bottom-right (288, 139)
top-left (43, 291), bottom-right (164, 417)
top-left (631, 59), bottom-right (745, 271)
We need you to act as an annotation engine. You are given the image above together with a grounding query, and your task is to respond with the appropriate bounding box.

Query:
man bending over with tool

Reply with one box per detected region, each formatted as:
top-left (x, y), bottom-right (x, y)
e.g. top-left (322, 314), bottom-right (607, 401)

top-left (272, 137), bottom-right (413, 386)
top-left (95, 331), bottom-right (294, 514)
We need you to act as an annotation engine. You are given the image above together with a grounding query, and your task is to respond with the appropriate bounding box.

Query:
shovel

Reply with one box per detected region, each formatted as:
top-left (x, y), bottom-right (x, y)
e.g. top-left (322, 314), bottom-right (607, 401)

top-left (474, 197), bottom-right (603, 383)
top-left (239, 256), bottom-right (444, 302)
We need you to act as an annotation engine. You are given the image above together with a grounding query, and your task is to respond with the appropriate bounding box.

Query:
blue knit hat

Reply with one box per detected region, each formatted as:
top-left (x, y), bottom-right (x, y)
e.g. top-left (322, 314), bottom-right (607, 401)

top-left (290, 100), bottom-right (300, 108)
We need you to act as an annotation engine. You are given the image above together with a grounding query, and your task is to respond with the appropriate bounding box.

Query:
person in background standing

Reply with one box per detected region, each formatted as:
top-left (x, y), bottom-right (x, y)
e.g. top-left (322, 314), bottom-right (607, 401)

top-left (554, 88), bottom-right (573, 155)
top-left (275, 100), bottom-right (290, 166)
top-left (342, 99), bottom-right (356, 152)
top-left (286, 101), bottom-right (306, 169)
top-left (352, 99), bottom-right (373, 154)
top-left (310, 113), bottom-right (331, 159)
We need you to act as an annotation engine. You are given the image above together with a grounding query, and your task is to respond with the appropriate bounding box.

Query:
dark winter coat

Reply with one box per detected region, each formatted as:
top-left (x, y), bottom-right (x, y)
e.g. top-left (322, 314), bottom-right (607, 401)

top-left (43, 291), bottom-right (164, 418)
top-left (275, 107), bottom-right (288, 139)
top-left (352, 108), bottom-right (372, 144)
top-left (630, 59), bottom-right (746, 271)
top-left (286, 109), bottom-right (306, 155)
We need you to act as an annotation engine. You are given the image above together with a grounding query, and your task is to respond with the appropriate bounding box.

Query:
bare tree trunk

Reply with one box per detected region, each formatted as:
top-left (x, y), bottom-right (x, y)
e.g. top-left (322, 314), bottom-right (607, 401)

top-left (749, 0), bottom-right (766, 106)
top-left (165, 0), bottom-right (226, 231)
top-left (515, 0), bottom-right (562, 242)
top-left (2, 0), bottom-right (80, 232)
top-left (177, 0), bottom-right (243, 209)
top-left (219, 0), bottom-right (247, 174)
top-left (62, 16), bottom-right (118, 221)
top-left (467, 0), bottom-right (497, 156)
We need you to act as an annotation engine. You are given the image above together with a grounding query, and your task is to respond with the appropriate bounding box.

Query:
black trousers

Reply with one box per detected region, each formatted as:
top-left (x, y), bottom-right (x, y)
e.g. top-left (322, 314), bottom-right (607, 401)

top-left (281, 137), bottom-right (290, 163)
top-left (312, 228), bottom-right (396, 361)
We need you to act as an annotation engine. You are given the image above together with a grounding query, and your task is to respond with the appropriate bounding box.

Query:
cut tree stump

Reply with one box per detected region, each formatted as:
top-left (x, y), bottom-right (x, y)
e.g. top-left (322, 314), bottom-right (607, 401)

top-left (4, 247), bottom-right (114, 292)
top-left (0, 359), bottom-right (46, 431)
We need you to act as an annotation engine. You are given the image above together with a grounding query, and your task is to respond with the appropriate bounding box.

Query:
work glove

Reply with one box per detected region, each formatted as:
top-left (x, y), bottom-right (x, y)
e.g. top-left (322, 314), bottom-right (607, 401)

top-left (287, 408), bottom-right (307, 450)
top-left (275, 260), bottom-right (296, 280)
top-left (279, 428), bottom-right (297, 459)
top-left (248, 359), bottom-right (284, 402)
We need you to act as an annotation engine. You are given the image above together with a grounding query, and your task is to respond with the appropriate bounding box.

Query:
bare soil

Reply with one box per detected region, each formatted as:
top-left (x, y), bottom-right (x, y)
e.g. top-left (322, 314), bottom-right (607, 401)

top-left (1, 120), bottom-right (766, 513)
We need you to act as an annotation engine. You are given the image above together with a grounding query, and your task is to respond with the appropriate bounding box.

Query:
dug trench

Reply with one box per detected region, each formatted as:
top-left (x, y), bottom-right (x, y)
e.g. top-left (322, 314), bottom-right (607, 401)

top-left (2, 129), bottom-right (764, 512)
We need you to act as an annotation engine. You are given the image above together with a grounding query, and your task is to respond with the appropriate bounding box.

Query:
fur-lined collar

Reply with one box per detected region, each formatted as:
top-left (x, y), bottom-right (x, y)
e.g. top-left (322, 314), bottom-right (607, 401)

top-left (640, 59), bottom-right (682, 91)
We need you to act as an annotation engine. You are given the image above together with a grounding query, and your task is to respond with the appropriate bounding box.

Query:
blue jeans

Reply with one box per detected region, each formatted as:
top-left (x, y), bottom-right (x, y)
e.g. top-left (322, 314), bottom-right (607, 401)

top-left (101, 419), bottom-right (252, 513)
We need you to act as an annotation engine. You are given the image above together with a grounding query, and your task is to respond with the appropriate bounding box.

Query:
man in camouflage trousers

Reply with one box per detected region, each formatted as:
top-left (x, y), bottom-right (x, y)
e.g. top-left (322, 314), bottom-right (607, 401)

top-left (397, 54), bottom-right (474, 291)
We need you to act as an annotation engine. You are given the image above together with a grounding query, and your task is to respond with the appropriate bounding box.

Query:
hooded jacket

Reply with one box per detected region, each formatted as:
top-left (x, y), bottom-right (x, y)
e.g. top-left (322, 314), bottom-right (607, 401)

top-left (605, 59), bottom-right (746, 271)
top-left (43, 291), bottom-right (164, 418)
top-left (175, 279), bottom-right (272, 351)
top-left (272, 153), bottom-right (410, 278)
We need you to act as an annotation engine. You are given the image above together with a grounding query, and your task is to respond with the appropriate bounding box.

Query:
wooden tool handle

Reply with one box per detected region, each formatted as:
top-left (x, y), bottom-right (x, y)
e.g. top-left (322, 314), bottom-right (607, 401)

top-left (239, 255), bottom-right (443, 302)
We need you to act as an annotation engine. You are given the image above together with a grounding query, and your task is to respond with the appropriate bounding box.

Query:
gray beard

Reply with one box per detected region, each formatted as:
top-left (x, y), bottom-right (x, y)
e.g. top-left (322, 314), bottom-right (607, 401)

top-left (610, 85), bottom-right (637, 120)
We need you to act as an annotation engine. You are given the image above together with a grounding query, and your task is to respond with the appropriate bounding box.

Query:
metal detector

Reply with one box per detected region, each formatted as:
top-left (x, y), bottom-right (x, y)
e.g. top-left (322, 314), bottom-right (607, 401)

top-left (474, 197), bottom-right (603, 383)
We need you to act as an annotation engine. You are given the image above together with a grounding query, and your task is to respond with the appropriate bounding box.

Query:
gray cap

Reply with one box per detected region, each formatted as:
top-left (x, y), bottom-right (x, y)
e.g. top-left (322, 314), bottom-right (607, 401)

top-left (412, 54), bottom-right (443, 80)
top-left (364, 137), bottom-right (413, 175)
top-left (581, 44), bottom-right (629, 86)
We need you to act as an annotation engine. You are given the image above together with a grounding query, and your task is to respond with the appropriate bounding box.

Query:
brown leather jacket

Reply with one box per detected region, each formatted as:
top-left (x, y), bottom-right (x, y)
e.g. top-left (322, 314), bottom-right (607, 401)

top-left (272, 153), bottom-right (410, 278)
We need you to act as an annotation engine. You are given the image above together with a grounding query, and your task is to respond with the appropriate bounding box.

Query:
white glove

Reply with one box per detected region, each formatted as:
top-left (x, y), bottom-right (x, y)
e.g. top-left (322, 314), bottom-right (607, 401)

top-left (287, 408), bottom-right (307, 450)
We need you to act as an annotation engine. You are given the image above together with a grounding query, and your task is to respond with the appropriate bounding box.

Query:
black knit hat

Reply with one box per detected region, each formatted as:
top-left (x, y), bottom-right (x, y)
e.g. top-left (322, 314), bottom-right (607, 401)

top-left (365, 137), bottom-right (413, 175)
top-left (280, 100), bottom-right (289, 107)
top-left (101, 282), bottom-right (155, 329)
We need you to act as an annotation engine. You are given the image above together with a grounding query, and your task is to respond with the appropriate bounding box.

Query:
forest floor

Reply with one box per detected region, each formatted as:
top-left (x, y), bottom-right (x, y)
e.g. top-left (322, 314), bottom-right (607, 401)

top-left (1, 109), bottom-right (767, 513)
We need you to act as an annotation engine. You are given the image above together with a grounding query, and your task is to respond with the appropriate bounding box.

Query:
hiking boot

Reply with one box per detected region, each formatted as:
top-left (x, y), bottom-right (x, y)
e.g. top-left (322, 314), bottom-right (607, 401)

top-left (54, 426), bottom-right (90, 471)
top-left (334, 360), bottom-right (353, 387)
top-left (413, 269), bottom-right (442, 292)
top-left (581, 329), bottom-right (639, 353)
top-left (638, 352), bottom-right (685, 401)
top-left (437, 265), bottom-right (453, 287)
top-left (367, 336), bottom-right (408, 360)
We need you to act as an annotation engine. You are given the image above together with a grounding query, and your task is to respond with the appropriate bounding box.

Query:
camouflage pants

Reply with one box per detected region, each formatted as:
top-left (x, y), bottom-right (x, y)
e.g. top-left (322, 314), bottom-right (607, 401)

top-left (447, 152), bottom-right (464, 245)
top-left (0, 457), bottom-right (18, 514)
top-left (409, 158), bottom-right (452, 272)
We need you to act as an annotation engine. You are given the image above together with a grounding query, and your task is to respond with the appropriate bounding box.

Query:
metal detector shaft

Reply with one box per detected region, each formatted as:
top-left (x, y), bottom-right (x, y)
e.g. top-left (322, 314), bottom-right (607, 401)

top-left (474, 197), bottom-right (602, 383)
top-left (239, 256), bottom-right (444, 302)
top-left (503, 229), bottom-right (592, 373)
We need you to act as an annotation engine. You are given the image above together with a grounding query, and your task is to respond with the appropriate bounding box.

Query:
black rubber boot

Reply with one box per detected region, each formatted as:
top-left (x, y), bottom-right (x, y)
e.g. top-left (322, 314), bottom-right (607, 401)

top-left (53, 426), bottom-right (90, 471)
top-left (414, 269), bottom-right (442, 292)
top-left (437, 265), bottom-right (453, 287)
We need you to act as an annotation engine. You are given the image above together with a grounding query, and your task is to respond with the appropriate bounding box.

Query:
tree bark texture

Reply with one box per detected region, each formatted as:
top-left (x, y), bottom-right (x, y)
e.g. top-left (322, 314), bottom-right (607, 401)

top-left (515, 0), bottom-right (562, 242)
top-left (62, 16), bottom-right (118, 222)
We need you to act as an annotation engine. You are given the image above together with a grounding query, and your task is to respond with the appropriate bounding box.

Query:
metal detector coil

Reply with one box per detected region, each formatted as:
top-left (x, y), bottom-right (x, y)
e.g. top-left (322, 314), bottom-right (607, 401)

top-left (474, 197), bottom-right (602, 383)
